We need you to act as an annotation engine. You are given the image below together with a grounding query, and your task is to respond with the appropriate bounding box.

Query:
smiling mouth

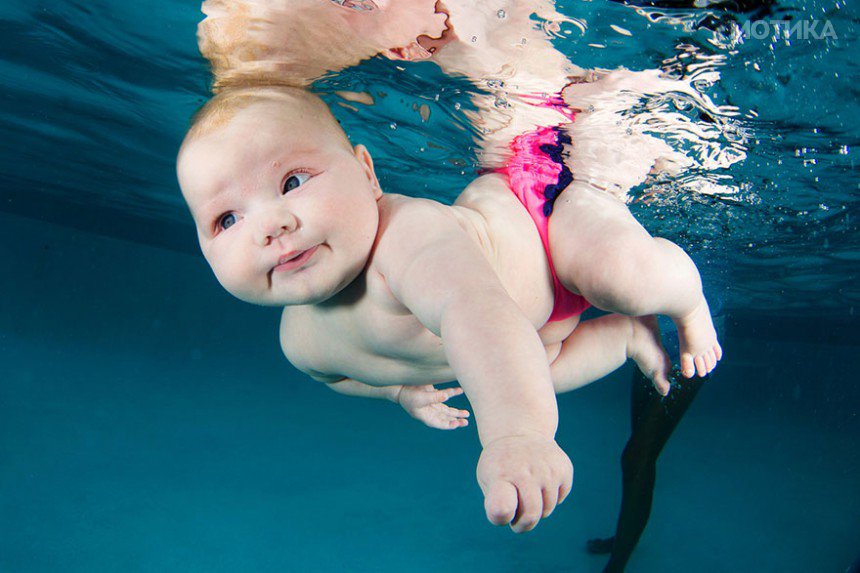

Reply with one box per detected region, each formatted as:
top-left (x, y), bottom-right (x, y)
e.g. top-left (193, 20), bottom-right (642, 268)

top-left (273, 245), bottom-right (319, 272)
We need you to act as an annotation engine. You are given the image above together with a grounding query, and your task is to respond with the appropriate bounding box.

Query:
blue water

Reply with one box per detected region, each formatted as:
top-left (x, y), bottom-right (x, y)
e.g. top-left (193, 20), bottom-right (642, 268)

top-left (1, 1), bottom-right (858, 571)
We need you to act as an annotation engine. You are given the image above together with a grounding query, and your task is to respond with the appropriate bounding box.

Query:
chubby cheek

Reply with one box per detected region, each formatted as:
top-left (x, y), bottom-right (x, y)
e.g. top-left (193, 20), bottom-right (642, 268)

top-left (205, 244), bottom-right (262, 302)
top-left (332, 193), bottom-right (379, 258)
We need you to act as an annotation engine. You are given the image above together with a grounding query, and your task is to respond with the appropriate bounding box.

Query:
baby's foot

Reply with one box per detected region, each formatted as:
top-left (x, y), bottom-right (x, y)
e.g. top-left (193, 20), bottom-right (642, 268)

top-left (675, 297), bottom-right (723, 378)
top-left (628, 315), bottom-right (673, 396)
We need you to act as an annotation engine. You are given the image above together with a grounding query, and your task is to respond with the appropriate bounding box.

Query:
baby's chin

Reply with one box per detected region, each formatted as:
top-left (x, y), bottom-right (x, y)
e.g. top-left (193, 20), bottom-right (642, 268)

top-left (226, 277), bottom-right (354, 308)
top-left (227, 288), bottom-right (333, 308)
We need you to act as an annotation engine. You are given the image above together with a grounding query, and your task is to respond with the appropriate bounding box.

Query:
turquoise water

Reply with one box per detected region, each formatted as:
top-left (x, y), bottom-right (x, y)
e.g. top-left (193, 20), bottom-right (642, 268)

top-left (1, 1), bottom-right (858, 571)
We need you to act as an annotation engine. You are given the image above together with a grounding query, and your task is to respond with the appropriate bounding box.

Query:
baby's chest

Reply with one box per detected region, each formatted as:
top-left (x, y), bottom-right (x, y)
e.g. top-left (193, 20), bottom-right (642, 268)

top-left (280, 301), bottom-right (449, 382)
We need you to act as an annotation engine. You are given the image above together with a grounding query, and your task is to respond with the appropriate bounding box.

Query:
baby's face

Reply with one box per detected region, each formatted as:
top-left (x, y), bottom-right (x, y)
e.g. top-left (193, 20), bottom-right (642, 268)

top-left (177, 102), bottom-right (382, 306)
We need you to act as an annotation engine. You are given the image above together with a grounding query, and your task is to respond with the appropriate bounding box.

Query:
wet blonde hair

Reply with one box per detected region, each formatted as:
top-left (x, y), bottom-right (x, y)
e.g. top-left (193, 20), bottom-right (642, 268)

top-left (184, 85), bottom-right (353, 152)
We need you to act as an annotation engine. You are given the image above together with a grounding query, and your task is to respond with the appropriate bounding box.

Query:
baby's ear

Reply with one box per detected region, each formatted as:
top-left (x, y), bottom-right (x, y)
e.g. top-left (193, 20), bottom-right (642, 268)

top-left (353, 144), bottom-right (383, 198)
top-left (383, 41), bottom-right (433, 61)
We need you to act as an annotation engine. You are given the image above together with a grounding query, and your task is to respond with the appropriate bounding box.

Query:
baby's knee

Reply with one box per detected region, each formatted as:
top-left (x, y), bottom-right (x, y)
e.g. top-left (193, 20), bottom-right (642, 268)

top-left (565, 242), bottom-right (660, 315)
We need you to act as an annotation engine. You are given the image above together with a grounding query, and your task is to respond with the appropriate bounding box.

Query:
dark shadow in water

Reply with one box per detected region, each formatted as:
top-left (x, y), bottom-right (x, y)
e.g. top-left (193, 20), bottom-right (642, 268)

top-left (589, 369), bottom-right (707, 573)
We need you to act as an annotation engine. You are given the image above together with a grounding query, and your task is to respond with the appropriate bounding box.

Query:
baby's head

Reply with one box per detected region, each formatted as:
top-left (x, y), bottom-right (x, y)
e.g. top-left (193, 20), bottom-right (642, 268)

top-left (177, 86), bottom-right (383, 306)
top-left (199, 0), bottom-right (452, 89)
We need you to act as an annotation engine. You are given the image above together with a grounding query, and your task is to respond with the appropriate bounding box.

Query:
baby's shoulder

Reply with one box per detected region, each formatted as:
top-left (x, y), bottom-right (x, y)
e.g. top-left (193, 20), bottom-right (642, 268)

top-left (376, 193), bottom-right (453, 226)
top-left (373, 194), bottom-right (463, 253)
top-left (372, 184), bottom-right (523, 272)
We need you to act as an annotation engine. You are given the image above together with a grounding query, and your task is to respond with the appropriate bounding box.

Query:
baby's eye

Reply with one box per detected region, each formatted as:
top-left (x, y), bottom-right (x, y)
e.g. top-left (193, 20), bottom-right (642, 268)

top-left (283, 172), bottom-right (311, 193)
top-left (217, 212), bottom-right (237, 231)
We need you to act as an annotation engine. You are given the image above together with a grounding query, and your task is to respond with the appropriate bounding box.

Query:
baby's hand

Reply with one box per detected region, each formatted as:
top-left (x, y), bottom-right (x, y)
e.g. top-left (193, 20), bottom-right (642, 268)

top-left (396, 385), bottom-right (470, 430)
top-left (477, 434), bottom-right (573, 533)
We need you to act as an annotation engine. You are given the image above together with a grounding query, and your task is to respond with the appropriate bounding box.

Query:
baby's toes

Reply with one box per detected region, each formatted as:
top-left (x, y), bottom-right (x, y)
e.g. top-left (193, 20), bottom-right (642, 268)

top-left (695, 354), bottom-right (707, 377)
top-left (681, 353), bottom-right (695, 378)
top-left (653, 375), bottom-right (671, 397)
top-left (704, 350), bottom-right (716, 372)
top-left (715, 343), bottom-right (724, 361)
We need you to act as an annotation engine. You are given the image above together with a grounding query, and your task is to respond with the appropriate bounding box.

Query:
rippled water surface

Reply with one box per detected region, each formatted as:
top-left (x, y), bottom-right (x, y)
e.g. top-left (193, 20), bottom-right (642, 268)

top-left (1, 0), bottom-right (857, 316)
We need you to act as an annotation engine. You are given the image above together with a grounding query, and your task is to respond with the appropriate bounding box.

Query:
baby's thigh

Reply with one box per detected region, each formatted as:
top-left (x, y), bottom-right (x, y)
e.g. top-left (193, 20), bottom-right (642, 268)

top-left (548, 185), bottom-right (655, 293)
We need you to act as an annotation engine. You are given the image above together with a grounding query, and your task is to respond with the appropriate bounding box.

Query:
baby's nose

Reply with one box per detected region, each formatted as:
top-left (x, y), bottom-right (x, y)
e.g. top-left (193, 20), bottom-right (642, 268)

top-left (253, 210), bottom-right (298, 246)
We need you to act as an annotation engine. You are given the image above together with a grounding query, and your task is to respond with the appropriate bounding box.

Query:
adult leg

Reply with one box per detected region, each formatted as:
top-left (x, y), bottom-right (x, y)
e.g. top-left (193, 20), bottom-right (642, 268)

top-left (587, 369), bottom-right (706, 573)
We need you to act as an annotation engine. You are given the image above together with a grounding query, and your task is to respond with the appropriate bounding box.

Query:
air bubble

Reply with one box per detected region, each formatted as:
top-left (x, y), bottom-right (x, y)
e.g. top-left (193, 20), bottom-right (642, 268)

top-left (389, 122), bottom-right (397, 130)
top-left (454, 102), bottom-right (461, 111)
top-left (497, 9), bottom-right (506, 18)
top-left (471, 36), bottom-right (478, 43)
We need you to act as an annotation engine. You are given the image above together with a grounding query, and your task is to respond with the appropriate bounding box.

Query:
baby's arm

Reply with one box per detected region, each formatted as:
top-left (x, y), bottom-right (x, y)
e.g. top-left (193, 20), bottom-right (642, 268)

top-left (326, 378), bottom-right (470, 430)
top-left (312, 374), bottom-right (470, 430)
top-left (376, 200), bottom-right (573, 532)
top-left (323, 377), bottom-right (401, 401)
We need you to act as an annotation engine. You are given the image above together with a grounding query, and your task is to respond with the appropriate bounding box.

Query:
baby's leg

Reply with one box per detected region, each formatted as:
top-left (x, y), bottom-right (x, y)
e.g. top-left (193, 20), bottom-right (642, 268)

top-left (550, 314), bottom-right (672, 396)
top-left (549, 184), bottom-right (722, 378)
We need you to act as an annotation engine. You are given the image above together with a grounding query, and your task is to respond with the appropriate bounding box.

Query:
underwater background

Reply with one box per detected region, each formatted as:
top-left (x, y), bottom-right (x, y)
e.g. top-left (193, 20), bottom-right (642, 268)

top-left (1, 0), bottom-right (858, 571)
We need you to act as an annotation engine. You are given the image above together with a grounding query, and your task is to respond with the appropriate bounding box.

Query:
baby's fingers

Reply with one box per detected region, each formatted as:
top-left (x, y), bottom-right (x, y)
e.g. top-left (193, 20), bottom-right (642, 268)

top-left (484, 481), bottom-right (518, 526)
top-left (439, 403), bottom-right (470, 418)
top-left (414, 387), bottom-right (462, 407)
top-left (511, 485), bottom-right (544, 533)
top-left (425, 415), bottom-right (468, 430)
top-left (435, 387), bottom-right (464, 402)
top-left (420, 404), bottom-right (469, 430)
top-left (434, 404), bottom-right (470, 428)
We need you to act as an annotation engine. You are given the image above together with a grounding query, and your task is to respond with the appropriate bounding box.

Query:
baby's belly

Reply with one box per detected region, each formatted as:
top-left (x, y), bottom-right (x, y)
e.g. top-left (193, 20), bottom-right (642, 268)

top-left (341, 333), bottom-right (572, 388)
top-left (340, 303), bottom-right (578, 388)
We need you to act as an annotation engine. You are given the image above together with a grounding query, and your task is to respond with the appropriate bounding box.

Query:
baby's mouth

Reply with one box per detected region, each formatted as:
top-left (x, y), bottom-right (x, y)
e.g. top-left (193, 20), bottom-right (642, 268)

top-left (273, 245), bottom-right (319, 273)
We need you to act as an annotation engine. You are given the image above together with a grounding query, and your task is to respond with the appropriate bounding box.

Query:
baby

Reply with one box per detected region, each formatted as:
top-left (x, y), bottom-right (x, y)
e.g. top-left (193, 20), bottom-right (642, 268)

top-left (176, 83), bottom-right (721, 533)
top-left (194, 0), bottom-right (724, 384)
